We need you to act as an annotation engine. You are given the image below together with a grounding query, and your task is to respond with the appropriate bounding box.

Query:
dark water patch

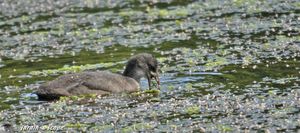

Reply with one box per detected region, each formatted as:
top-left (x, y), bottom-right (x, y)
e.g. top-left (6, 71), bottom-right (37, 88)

top-left (146, 0), bottom-right (196, 8)
top-left (67, 7), bottom-right (121, 14)
top-left (205, 59), bottom-right (300, 91)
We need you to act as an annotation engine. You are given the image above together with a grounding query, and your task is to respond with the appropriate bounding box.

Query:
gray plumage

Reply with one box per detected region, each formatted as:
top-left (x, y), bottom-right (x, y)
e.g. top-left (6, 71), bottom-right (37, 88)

top-left (36, 53), bottom-right (160, 100)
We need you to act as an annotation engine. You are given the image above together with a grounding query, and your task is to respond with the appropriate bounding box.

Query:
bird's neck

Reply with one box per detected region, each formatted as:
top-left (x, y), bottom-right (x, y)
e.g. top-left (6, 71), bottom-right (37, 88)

top-left (123, 66), bottom-right (143, 83)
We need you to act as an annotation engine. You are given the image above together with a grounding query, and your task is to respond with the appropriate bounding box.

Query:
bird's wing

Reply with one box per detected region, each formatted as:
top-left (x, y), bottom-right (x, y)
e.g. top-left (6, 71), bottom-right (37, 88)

top-left (80, 71), bottom-right (126, 93)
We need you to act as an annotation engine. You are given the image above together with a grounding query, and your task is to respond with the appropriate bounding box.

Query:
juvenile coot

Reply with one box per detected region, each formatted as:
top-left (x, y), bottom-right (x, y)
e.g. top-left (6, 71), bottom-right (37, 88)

top-left (36, 53), bottom-right (160, 100)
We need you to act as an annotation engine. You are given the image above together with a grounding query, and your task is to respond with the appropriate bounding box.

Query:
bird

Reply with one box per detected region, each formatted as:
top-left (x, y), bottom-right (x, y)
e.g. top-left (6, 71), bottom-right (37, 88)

top-left (36, 53), bottom-right (160, 100)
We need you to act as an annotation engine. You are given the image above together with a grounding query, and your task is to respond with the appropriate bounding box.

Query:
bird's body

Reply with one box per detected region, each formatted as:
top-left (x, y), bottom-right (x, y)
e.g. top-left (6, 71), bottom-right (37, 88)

top-left (37, 71), bottom-right (139, 100)
top-left (36, 53), bottom-right (160, 100)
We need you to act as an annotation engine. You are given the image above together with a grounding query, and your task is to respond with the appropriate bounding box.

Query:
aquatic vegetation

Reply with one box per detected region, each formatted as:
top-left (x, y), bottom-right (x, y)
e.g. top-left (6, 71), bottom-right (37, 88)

top-left (29, 62), bottom-right (121, 76)
top-left (121, 123), bottom-right (153, 132)
top-left (59, 94), bottom-right (97, 102)
top-left (144, 89), bottom-right (160, 94)
top-left (65, 122), bottom-right (89, 130)
top-left (217, 124), bottom-right (233, 132)
top-left (89, 124), bottom-right (113, 132)
top-left (185, 106), bottom-right (199, 115)
top-left (0, 0), bottom-right (300, 132)
top-left (130, 89), bottom-right (160, 98)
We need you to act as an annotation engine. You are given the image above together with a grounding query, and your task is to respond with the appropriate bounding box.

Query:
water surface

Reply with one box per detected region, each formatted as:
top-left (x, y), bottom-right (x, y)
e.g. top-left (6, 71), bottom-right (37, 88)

top-left (0, 0), bottom-right (300, 132)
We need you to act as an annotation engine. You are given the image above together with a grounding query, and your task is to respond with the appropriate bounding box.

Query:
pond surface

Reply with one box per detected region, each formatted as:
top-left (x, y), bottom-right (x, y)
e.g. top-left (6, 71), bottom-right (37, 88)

top-left (0, 0), bottom-right (300, 132)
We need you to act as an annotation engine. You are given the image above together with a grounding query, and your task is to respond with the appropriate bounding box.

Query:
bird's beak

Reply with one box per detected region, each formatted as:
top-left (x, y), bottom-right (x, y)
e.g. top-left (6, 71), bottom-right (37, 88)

top-left (150, 71), bottom-right (160, 89)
